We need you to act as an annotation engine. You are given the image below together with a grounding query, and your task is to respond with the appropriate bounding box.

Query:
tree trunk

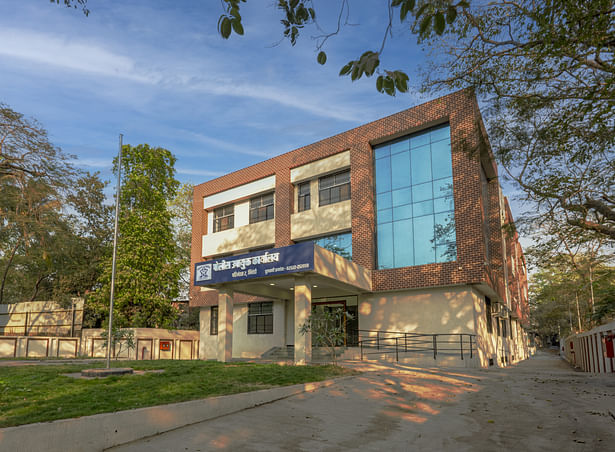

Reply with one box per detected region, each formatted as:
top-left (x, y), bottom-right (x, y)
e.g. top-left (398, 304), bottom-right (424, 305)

top-left (0, 239), bottom-right (21, 303)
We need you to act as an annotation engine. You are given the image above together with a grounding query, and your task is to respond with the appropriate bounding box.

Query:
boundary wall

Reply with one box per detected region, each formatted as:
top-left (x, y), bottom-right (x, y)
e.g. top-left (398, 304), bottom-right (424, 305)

top-left (0, 328), bottom-right (199, 360)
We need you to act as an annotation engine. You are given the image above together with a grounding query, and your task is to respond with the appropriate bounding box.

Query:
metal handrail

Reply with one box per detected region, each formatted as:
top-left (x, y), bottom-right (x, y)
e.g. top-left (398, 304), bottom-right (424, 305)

top-left (354, 329), bottom-right (476, 362)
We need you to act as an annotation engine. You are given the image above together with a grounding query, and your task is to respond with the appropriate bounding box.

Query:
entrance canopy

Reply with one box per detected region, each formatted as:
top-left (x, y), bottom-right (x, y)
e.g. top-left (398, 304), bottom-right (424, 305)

top-left (194, 242), bottom-right (372, 299)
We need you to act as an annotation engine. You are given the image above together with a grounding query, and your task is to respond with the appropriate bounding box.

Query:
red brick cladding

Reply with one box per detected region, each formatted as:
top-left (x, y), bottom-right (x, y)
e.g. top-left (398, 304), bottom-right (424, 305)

top-left (190, 89), bottom-right (506, 306)
top-left (503, 197), bottom-right (530, 326)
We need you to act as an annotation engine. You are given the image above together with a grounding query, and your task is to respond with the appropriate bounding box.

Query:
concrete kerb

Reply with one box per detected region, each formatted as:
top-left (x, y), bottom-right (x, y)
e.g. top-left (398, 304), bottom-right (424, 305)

top-left (0, 376), bottom-right (354, 452)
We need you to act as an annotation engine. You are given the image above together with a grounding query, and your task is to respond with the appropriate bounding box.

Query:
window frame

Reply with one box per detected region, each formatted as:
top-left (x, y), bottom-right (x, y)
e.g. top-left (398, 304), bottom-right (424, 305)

top-left (247, 301), bottom-right (273, 334)
top-left (319, 169), bottom-right (351, 207)
top-left (249, 193), bottom-right (275, 224)
top-left (213, 204), bottom-right (234, 233)
top-left (297, 181), bottom-right (311, 212)
top-left (210, 306), bottom-right (218, 335)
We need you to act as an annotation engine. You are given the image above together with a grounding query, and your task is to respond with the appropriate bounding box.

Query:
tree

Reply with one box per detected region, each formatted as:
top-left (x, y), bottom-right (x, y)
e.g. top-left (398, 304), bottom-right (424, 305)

top-left (100, 326), bottom-right (136, 360)
top-left (89, 144), bottom-right (182, 328)
top-left (168, 182), bottom-right (194, 302)
top-left (0, 104), bottom-right (111, 305)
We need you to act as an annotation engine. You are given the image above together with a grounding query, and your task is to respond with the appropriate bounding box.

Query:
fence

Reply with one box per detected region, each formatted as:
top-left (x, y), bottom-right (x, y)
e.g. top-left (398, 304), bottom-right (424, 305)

top-left (562, 320), bottom-right (615, 374)
top-left (355, 329), bottom-right (476, 363)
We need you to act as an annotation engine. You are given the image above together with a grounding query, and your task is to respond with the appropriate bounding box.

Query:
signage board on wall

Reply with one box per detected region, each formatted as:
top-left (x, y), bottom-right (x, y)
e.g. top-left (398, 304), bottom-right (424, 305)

top-left (194, 242), bottom-right (314, 286)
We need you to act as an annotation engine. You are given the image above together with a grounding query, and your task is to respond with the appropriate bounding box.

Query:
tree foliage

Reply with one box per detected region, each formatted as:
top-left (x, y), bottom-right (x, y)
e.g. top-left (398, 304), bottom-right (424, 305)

top-left (168, 182), bottom-right (194, 301)
top-left (0, 104), bottom-right (111, 305)
top-left (89, 144), bottom-right (182, 328)
top-left (299, 306), bottom-right (352, 364)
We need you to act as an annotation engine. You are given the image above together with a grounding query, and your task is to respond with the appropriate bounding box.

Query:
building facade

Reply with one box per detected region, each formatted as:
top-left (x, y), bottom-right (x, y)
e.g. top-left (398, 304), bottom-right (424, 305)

top-left (190, 89), bottom-right (530, 367)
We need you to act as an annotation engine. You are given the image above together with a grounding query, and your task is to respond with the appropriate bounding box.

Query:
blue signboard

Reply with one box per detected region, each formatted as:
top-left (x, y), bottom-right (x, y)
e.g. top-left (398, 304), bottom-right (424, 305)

top-left (194, 242), bottom-right (314, 286)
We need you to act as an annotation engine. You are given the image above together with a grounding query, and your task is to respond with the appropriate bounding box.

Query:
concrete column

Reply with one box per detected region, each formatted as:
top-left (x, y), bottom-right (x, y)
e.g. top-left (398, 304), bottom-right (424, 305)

top-left (294, 277), bottom-right (312, 365)
top-left (217, 288), bottom-right (234, 362)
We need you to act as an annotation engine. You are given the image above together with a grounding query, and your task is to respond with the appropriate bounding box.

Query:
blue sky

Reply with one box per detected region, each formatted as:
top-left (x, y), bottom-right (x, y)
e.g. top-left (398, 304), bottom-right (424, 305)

top-left (1, 1), bottom-right (436, 188)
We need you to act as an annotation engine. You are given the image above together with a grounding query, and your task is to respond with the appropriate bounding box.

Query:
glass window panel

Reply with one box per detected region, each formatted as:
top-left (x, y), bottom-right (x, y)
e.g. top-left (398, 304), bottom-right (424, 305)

top-left (413, 214), bottom-right (436, 265)
top-left (431, 140), bottom-right (453, 180)
top-left (393, 219), bottom-right (413, 267)
top-left (374, 144), bottom-right (390, 160)
top-left (314, 232), bottom-right (352, 260)
top-left (434, 195), bottom-right (454, 213)
top-left (377, 223), bottom-right (394, 269)
top-left (436, 243), bottom-right (457, 263)
top-left (335, 171), bottom-right (350, 185)
top-left (433, 177), bottom-right (453, 199)
top-left (263, 193), bottom-right (274, 205)
top-left (411, 145), bottom-right (432, 185)
top-left (430, 125), bottom-right (450, 143)
top-left (392, 187), bottom-right (412, 207)
top-left (393, 203), bottom-right (412, 221)
top-left (375, 157), bottom-right (391, 194)
top-left (412, 181), bottom-right (433, 203)
top-left (410, 132), bottom-right (430, 149)
top-left (377, 208), bottom-right (392, 224)
top-left (377, 192), bottom-right (392, 210)
top-left (391, 151), bottom-right (411, 190)
top-left (320, 189), bottom-right (330, 205)
top-left (390, 139), bottom-right (409, 155)
top-left (434, 211), bottom-right (456, 244)
top-left (319, 174), bottom-right (333, 189)
top-left (374, 123), bottom-right (456, 270)
top-left (413, 199), bottom-right (433, 217)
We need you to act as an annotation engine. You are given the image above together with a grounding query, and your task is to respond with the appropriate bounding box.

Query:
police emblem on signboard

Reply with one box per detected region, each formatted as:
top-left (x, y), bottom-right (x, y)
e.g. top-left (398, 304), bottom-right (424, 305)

top-left (196, 263), bottom-right (212, 282)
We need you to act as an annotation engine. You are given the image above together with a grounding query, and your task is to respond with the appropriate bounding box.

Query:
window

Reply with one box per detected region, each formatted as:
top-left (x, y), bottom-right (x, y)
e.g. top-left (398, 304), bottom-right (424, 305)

top-left (213, 205), bottom-right (234, 232)
top-left (248, 302), bottom-right (273, 334)
top-left (374, 124), bottom-right (457, 269)
top-left (485, 297), bottom-right (493, 334)
top-left (313, 232), bottom-right (352, 260)
top-left (319, 170), bottom-right (350, 206)
top-left (480, 166), bottom-right (491, 263)
top-left (210, 306), bottom-right (218, 335)
top-left (298, 181), bottom-right (311, 212)
top-left (250, 193), bottom-right (274, 223)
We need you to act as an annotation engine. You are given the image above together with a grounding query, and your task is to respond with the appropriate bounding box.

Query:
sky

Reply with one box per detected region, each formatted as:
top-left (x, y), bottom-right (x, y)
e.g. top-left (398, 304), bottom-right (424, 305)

top-left (1, 0), bottom-right (526, 229)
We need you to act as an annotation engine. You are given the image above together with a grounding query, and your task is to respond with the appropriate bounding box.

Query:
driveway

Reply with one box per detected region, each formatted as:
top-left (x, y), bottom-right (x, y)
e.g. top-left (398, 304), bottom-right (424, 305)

top-left (109, 351), bottom-right (615, 451)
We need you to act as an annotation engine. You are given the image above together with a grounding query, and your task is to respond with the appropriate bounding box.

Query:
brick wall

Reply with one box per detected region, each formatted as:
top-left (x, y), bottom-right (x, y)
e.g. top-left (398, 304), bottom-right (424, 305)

top-left (190, 89), bottom-right (514, 306)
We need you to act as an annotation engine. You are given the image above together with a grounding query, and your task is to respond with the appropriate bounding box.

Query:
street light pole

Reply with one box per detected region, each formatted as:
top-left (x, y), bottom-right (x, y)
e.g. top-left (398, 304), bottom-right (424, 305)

top-left (106, 134), bottom-right (123, 369)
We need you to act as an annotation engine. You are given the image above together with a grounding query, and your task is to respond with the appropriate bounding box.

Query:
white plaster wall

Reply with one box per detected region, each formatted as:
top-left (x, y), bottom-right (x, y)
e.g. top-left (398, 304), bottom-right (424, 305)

top-left (291, 199), bottom-right (351, 240)
top-left (199, 307), bottom-right (218, 360)
top-left (290, 151), bottom-right (350, 183)
top-left (232, 300), bottom-right (286, 358)
top-left (202, 218), bottom-right (275, 256)
top-left (359, 287), bottom-right (477, 335)
top-left (203, 175), bottom-right (276, 209)
top-left (199, 301), bottom-right (287, 360)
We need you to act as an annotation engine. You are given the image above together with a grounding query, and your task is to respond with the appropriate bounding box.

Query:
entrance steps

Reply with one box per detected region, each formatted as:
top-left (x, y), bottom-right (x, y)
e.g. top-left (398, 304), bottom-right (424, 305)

top-left (260, 346), bottom-right (349, 364)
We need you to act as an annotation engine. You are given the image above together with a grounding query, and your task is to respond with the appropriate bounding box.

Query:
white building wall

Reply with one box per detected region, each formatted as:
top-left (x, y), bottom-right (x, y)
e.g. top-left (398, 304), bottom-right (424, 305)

top-left (199, 300), bottom-right (287, 360)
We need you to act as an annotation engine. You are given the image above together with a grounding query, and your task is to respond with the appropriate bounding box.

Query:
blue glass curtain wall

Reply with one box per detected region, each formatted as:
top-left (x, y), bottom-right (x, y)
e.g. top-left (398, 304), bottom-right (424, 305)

top-left (374, 124), bottom-right (457, 269)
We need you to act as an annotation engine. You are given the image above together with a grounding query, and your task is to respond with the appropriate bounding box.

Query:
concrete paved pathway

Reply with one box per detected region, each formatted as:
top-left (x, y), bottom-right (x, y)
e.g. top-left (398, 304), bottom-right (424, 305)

top-left (109, 351), bottom-right (615, 452)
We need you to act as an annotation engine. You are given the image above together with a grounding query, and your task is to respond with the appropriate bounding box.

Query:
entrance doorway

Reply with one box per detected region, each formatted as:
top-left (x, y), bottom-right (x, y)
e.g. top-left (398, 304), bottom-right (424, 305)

top-left (311, 300), bottom-right (358, 347)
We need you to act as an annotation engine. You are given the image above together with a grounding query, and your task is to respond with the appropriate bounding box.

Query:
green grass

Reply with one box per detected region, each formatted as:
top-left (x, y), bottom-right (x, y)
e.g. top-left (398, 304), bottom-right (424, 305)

top-left (0, 360), bottom-right (355, 427)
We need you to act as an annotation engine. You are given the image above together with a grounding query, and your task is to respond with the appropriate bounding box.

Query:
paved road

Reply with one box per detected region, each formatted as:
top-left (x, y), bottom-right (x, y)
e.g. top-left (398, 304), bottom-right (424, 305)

top-left (110, 352), bottom-right (615, 452)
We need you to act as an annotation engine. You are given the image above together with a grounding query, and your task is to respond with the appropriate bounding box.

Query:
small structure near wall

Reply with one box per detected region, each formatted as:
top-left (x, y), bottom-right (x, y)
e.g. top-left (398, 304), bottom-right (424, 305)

top-left (0, 299), bottom-right (84, 337)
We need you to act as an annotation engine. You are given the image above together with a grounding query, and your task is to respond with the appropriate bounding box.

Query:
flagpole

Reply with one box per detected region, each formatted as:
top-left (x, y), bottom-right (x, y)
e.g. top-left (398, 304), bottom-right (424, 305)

top-left (106, 134), bottom-right (123, 369)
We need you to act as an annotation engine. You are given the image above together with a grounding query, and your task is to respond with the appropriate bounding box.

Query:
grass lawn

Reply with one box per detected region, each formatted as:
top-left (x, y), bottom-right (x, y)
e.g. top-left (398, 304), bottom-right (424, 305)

top-left (0, 360), bottom-right (355, 428)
